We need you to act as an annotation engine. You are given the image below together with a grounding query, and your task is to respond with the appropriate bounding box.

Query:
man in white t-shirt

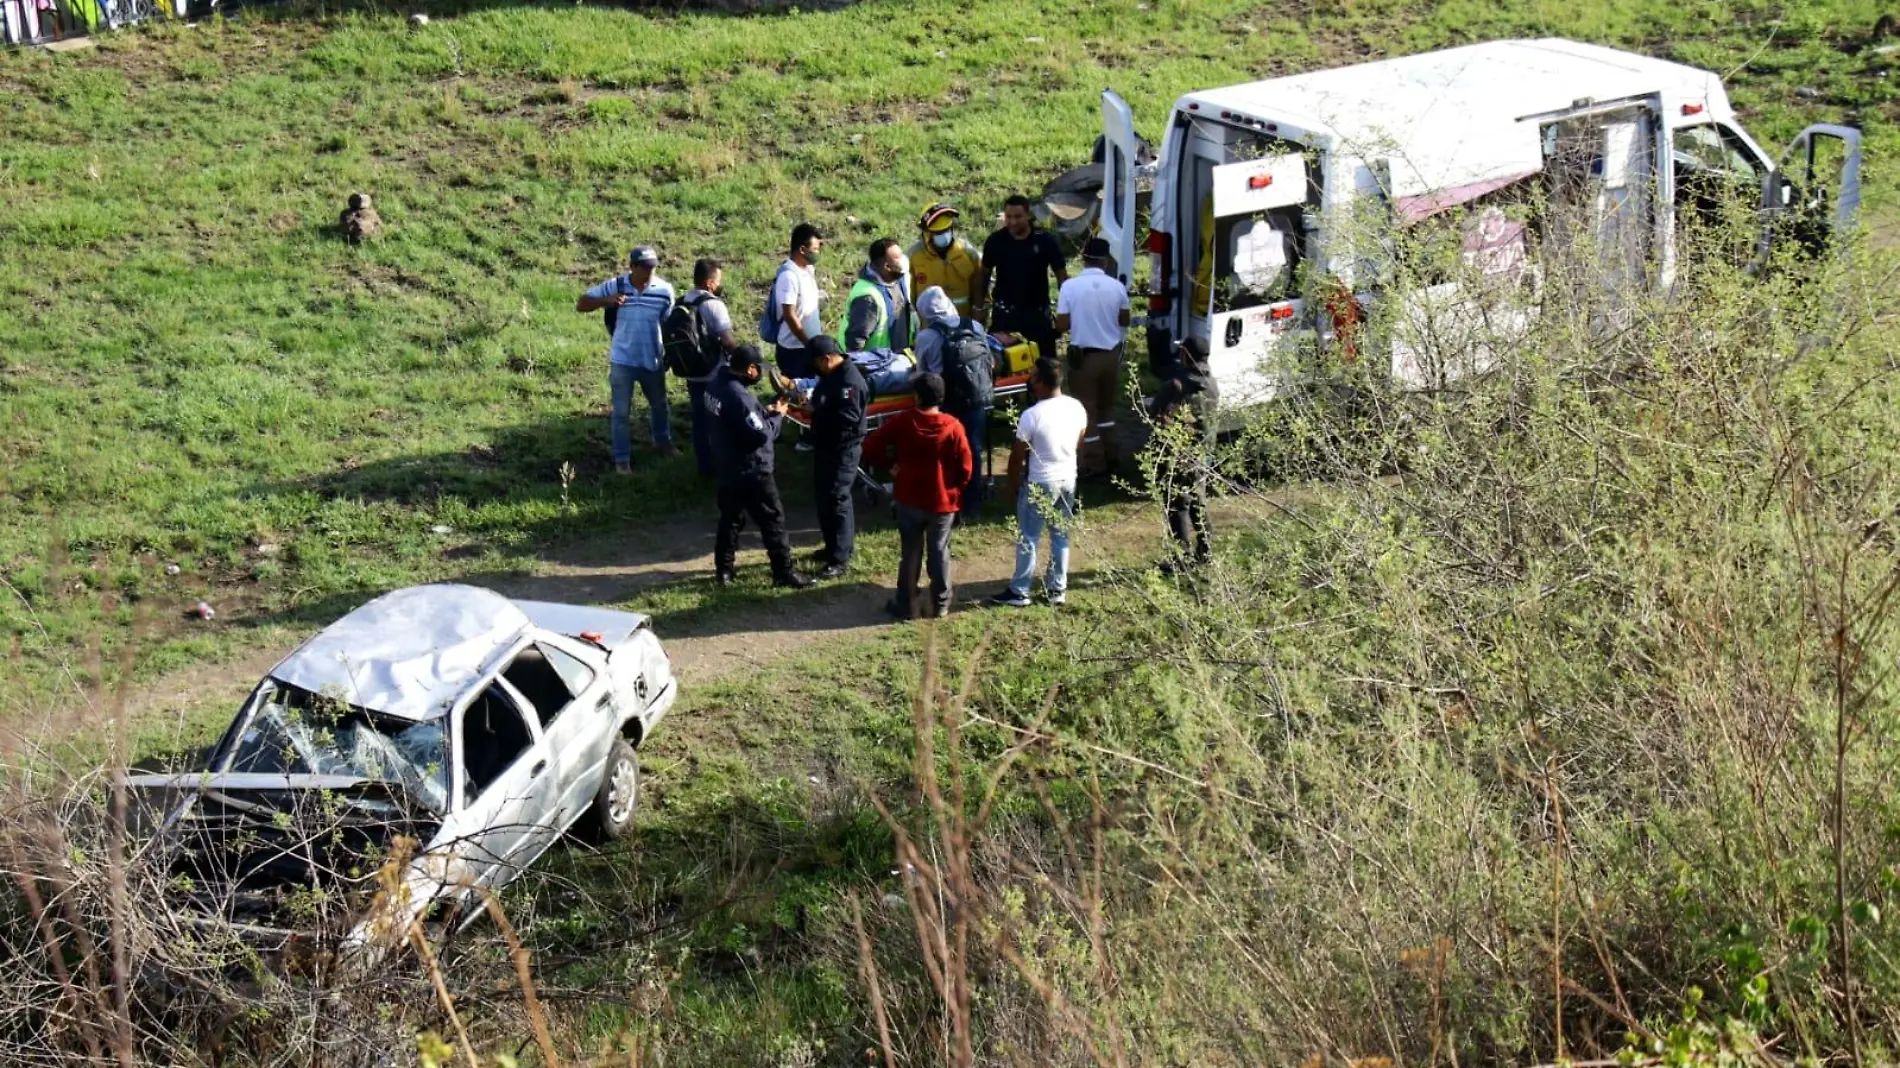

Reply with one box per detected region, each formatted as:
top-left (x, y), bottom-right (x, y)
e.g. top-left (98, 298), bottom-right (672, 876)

top-left (773, 223), bottom-right (826, 380)
top-left (1055, 237), bottom-right (1132, 477)
top-left (991, 358), bottom-right (1089, 608)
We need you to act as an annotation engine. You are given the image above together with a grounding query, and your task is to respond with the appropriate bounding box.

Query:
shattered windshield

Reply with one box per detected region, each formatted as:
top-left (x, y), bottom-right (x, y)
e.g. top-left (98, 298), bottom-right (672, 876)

top-left (225, 681), bottom-right (450, 814)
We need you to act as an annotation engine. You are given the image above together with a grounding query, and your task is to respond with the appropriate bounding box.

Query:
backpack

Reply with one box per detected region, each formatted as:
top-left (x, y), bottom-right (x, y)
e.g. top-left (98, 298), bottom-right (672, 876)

top-left (602, 275), bottom-right (627, 337)
top-left (757, 264), bottom-right (796, 344)
top-left (663, 293), bottom-right (720, 378)
top-left (938, 321), bottom-right (995, 410)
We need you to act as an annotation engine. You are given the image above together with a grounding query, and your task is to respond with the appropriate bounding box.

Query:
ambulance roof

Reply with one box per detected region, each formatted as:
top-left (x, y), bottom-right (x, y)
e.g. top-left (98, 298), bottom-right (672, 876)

top-left (1185, 39), bottom-right (1731, 197)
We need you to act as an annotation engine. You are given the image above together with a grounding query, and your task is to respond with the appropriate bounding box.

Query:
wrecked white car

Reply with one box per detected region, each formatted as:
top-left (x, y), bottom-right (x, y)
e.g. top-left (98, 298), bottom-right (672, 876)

top-left (132, 583), bottom-right (675, 971)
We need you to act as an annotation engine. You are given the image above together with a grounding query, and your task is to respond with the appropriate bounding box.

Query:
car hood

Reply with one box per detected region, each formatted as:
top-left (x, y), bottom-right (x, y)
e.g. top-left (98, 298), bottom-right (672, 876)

top-left (134, 771), bottom-right (442, 938)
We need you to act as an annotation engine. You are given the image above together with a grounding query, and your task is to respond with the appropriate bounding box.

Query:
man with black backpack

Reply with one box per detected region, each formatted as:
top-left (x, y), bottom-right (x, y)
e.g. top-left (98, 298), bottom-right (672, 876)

top-left (667, 259), bottom-right (740, 479)
top-left (915, 285), bottom-right (995, 517)
top-left (576, 245), bottom-right (677, 473)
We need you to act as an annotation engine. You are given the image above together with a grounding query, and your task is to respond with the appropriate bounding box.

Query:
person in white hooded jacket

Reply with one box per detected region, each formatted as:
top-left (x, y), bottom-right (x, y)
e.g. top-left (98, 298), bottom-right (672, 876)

top-left (913, 286), bottom-right (961, 377)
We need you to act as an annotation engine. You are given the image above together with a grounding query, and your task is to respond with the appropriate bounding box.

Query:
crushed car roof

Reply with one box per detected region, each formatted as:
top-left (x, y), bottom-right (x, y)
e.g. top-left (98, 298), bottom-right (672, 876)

top-left (271, 584), bottom-right (531, 721)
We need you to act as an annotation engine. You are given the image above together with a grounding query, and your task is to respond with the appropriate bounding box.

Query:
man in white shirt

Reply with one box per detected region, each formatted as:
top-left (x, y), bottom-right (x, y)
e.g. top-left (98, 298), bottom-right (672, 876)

top-left (991, 358), bottom-right (1088, 608)
top-left (1055, 237), bottom-right (1132, 477)
top-left (773, 223), bottom-right (826, 380)
top-left (681, 258), bottom-right (739, 478)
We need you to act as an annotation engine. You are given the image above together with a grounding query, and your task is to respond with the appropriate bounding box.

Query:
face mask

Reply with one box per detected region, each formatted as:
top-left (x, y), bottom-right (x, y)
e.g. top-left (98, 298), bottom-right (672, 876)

top-left (804, 248), bottom-right (820, 265)
top-left (891, 254), bottom-right (910, 279)
top-left (931, 232), bottom-right (954, 251)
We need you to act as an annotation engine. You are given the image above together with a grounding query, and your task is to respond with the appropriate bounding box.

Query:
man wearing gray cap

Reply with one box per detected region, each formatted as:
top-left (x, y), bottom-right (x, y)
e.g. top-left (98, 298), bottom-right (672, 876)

top-left (577, 245), bottom-right (678, 473)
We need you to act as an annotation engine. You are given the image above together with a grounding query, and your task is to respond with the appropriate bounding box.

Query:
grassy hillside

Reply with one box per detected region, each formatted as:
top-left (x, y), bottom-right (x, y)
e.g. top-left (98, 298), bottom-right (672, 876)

top-left (2, 2), bottom-right (1900, 1065)
top-left (1, 0), bottom-right (1895, 707)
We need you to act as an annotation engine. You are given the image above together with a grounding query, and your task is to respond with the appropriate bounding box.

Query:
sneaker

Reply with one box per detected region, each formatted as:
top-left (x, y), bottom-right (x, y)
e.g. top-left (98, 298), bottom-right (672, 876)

top-left (989, 590), bottom-right (1033, 608)
top-left (1046, 590), bottom-right (1066, 607)
top-left (816, 563), bottom-right (849, 581)
top-left (883, 599), bottom-right (911, 621)
top-left (714, 571), bottom-right (736, 588)
top-left (933, 602), bottom-right (952, 619)
top-left (614, 463), bottom-right (633, 476)
top-left (794, 440), bottom-right (815, 453)
top-left (655, 442), bottom-right (679, 457)
top-left (773, 572), bottom-right (813, 590)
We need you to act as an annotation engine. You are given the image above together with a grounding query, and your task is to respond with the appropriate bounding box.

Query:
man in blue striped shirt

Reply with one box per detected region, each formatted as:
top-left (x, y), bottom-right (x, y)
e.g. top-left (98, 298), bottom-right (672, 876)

top-left (577, 246), bottom-right (677, 472)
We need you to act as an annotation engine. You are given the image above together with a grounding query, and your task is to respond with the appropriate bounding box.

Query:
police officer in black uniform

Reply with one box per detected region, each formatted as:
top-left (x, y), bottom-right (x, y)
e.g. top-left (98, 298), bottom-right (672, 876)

top-left (806, 336), bottom-right (869, 580)
top-left (705, 345), bottom-right (812, 589)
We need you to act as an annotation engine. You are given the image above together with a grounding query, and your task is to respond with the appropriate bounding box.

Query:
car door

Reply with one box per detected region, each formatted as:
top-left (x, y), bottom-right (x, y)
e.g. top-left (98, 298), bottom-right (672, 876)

top-left (500, 636), bottom-right (615, 833)
top-left (1764, 124), bottom-right (1863, 259)
top-left (451, 679), bottom-right (557, 892)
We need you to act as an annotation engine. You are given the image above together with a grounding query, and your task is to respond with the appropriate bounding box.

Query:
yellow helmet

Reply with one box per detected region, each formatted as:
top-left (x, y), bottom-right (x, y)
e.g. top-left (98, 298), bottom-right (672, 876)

top-left (919, 202), bottom-right (960, 233)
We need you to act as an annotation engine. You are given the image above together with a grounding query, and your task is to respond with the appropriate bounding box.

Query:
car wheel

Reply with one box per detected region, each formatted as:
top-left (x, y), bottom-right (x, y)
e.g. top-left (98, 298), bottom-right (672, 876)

top-left (587, 738), bottom-right (640, 841)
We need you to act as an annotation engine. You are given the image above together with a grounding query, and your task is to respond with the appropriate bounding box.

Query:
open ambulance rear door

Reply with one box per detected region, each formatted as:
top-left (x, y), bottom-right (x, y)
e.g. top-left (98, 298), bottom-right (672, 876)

top-left (1100, 89), bottom-right (1141, 287)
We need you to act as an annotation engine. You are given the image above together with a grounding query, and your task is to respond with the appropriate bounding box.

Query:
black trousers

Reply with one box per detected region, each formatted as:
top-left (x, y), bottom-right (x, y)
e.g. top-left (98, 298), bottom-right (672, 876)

top-left (715, 472), bottom-right (796, 578)
top-left (992, 304), bottom-right (1059, 365)
top-left (1162, 460), bottom-right (1211, 563)
top-left (813, 443), bottom-right (861, 567)
top-left (892, 502), bottom-right (955, 618)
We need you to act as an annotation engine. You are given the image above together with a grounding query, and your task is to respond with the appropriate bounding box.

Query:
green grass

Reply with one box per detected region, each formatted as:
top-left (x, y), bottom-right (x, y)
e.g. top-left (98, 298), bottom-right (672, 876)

top-left (1, 0), bottom-right (1894, 707)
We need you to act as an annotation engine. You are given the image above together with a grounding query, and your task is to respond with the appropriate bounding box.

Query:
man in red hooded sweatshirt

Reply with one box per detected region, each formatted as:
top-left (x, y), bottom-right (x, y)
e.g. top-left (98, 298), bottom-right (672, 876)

top-left (864, 372), bottom-right (974, 619)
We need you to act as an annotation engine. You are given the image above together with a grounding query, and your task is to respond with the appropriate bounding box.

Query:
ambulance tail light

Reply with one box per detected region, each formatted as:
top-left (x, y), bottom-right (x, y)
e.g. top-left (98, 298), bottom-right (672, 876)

top-left (1268, 304), bottom-right (1295, 321)
top-left (1147, 230), bottom-right (1173, 315)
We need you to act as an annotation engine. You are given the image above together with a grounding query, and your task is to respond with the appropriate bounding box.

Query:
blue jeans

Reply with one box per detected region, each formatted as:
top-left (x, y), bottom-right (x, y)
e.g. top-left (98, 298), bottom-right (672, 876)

top-left (610, 363), bottom-right (672, 463)
top-left (953, 405), bottom-right (988, 514)
top-left (687, 378), bottom-right (716, 477)
top-left (1009, 480), bottom-right (1076, 597)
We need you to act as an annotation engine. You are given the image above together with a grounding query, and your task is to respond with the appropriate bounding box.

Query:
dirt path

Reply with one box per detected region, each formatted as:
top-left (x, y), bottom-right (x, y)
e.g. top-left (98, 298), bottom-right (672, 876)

top-left (84, 504), bottom-right (1171, 743)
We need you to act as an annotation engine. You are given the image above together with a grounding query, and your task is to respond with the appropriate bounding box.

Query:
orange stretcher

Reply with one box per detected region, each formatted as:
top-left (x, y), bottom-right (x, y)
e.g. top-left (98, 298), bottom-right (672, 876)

top-left (789, 372), bottom-right (1035, 504)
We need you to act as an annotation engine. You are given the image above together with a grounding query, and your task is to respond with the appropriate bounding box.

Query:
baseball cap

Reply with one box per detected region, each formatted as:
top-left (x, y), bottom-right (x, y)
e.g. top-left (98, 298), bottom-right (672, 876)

top-left (629, 246), bottom-right (660, 267)
top-left (1082, 237), bottom-right (1112, 260)
top-left (808, 336), bottom-right (843, 357)
top-left (729, 344), bottom-right (764, 372)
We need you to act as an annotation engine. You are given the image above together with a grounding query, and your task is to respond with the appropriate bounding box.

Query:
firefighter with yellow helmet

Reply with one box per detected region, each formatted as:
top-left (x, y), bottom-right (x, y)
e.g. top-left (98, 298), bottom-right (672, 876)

top-left (906, 202), bottom-right (983, 319)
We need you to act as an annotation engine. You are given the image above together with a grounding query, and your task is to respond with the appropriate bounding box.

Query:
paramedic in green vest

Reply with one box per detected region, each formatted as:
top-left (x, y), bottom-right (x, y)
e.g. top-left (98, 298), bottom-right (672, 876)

top-left (841, 238), bottom-right (915, 356)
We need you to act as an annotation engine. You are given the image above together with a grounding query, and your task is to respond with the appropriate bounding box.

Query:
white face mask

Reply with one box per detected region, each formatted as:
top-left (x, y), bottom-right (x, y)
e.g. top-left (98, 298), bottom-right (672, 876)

top-left (930, 231), bottom-right (954, 251)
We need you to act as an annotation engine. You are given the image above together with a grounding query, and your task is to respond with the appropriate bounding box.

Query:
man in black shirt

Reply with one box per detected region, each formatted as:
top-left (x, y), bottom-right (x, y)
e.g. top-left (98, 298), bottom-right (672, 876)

top-left (806, 336), bottom-right (868, 579)
top-left (974, 194), bottom-right (1067, 365)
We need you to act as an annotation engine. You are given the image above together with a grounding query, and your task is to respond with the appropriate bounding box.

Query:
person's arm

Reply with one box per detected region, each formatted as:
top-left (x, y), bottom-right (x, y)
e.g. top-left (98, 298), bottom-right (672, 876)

top-left (576, 277), bottom-right (626, 313)
top-left (1117, 287), bottom-right (1132, 328)
top-left (775, 271), bottom-right (814, 345)
top-left (704, 298), bottom-right (739, 350)
top-left (947, 421), bottom-right (974, 492)
top-left (1054, 282), bottom-right (1073, 336)
top-left (1004, 439), bottom-right (1029, 500)
top-left (844, 293), bottom-right (877, 352)
top-left (722, 391), bottom-right (773, 451)
top-left (972, 242), bottom-right (993, 322)
top-left (1047, 236), bottom-right (1069, 288)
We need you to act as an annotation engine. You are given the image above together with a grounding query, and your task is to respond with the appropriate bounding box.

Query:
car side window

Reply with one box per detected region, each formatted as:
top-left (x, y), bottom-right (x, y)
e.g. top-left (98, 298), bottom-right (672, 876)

top-left (460, 683), bottom-right (534, 798)
top-left (502, 643), bottom-right (586, 728)
top-left (540, 644), bottom-right (596, 704)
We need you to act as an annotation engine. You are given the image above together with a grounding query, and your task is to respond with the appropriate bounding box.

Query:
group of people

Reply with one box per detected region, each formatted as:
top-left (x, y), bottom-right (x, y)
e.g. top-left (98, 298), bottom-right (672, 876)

top-left (573, 197), bottom-right (1219, 617)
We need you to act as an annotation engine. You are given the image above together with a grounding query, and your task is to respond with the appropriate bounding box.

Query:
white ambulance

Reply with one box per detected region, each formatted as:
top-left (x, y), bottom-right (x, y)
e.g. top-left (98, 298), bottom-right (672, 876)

top-left (1094, 38), bottom-right (1863, 404)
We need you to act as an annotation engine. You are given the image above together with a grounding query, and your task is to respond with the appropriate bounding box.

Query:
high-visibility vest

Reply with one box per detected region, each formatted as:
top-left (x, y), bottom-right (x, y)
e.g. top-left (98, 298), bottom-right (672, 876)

top-left (839, 277), bottom-right (908, 351)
